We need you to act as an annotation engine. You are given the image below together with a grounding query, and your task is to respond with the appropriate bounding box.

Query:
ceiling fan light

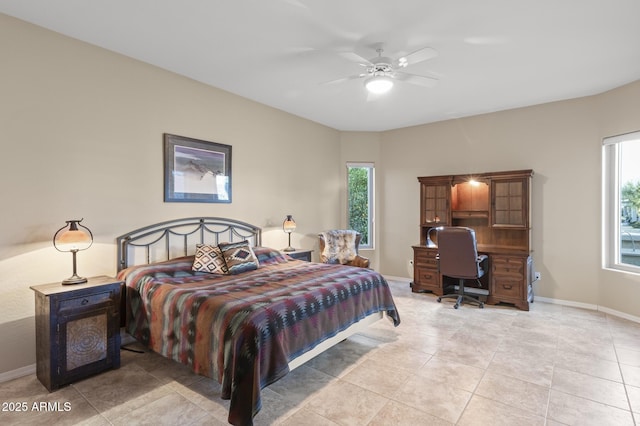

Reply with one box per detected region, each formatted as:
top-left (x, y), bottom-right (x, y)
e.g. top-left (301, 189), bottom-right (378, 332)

top-left (365, 75), bottom-right (393, 94)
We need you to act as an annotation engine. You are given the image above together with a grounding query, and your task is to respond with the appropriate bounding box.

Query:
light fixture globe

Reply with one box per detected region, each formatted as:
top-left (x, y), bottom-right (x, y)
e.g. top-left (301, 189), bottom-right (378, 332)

top-left (365, 75), bottom-right (394, 94)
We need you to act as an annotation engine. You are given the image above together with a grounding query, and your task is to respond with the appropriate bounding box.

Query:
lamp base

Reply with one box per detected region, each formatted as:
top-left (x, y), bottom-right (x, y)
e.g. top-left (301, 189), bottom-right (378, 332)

top-left (282, 247), bottom-right (296, 252)
top-left (62, 275), bottom-right (88, 285)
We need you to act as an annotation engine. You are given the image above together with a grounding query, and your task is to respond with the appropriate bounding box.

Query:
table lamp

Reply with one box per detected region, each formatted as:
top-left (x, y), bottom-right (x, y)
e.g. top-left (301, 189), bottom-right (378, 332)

top-left (282, 215), bottom-right (296, 252)
top-left (53, 219), bottom-right (93, 284)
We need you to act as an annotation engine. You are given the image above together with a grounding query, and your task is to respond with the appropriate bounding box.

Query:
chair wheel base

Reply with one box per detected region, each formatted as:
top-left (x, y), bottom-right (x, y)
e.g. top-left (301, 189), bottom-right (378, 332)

top-left (437, 293), bottom-right (485, 309)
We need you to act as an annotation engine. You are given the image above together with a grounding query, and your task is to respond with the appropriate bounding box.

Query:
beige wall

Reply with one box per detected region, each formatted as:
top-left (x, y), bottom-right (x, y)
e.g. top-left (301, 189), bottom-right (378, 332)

top-left (2, 12), bottom-right (640, 377)
top-left (0, 14), bottom-right (341, 374)
top-left (378, 81), bottom-right (640, 317)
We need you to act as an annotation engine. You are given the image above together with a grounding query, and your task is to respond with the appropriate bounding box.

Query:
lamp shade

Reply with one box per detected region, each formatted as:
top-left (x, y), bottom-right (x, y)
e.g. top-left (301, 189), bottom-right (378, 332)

top-left (54, 228), bottom-right (93, 251)
top-left (283, 215), bottom-right (296, 233)
top-left (365, 75), bottom-right (394, 94)
top-left (54, 219), bottom-right (93, 252)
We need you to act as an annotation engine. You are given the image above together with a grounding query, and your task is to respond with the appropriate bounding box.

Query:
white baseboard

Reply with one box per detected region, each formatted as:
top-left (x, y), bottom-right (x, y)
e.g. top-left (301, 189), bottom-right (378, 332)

top-left (0, 364), bottom-right (35, 384)
top-left (533, 296), bottom-right (598, 310)
top-left (532, 296), bottom-right (640, 323)
top-left (598, 305), bottom-right (640, 323)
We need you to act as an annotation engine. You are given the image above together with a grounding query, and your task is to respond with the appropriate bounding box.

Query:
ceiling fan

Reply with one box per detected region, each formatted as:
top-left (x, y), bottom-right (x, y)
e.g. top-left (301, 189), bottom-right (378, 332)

top-left (328, 45), bottom-right (439, 94)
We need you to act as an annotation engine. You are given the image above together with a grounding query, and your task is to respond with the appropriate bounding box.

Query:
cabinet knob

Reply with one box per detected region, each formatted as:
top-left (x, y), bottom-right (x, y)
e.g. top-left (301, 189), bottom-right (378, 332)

top-left (81, 298), bottom-right (89, 305)
top-left (503, 284), bottom-right (513, 289)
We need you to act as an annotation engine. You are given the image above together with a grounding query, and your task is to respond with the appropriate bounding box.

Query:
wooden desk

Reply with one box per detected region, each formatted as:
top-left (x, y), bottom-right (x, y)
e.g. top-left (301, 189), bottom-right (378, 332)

top-left (412, 245), bottom-right (533, 310)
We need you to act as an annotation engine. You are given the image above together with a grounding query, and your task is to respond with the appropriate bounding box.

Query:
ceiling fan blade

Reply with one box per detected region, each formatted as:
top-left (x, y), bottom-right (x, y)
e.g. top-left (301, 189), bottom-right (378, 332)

top-left (393, 71), bottom-right (439, 88)
top-left (396, 47), bottom-right (438, 68)
top-left (321, 73), bottom-right (367, 86)
top-left (338, 51), bottom-right (373, 66)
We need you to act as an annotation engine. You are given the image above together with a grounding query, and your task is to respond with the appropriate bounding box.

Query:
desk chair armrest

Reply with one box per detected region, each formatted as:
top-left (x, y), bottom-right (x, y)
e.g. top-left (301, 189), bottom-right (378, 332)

top-left (477, 254), bottom-right (489, 278)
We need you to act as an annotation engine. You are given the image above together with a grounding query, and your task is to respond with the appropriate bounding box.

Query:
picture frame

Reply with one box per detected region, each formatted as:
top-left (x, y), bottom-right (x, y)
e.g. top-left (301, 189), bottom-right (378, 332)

top-left (164, 133), bottom-right (232, 203)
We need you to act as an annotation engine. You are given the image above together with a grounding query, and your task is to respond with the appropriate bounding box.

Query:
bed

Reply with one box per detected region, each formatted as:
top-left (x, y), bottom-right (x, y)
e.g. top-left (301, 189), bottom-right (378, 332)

top-left (116, 217), bottom-right (400, 426)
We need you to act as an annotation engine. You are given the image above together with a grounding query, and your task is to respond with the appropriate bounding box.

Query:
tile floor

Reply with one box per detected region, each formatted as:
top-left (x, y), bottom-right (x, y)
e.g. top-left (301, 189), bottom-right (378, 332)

top-left (2, 279), bottom-right (640, 425)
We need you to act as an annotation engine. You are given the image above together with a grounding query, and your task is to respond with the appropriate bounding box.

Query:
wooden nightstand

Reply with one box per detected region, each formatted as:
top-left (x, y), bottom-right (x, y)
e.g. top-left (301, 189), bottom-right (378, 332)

top-left (286, 249), bottom-right (313, 262)
top-left (30, 276), bottom-right (122, 391)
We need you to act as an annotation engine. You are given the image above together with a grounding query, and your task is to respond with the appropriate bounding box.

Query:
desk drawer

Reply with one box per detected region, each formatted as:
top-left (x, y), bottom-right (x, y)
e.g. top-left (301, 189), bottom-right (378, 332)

top-left (416, 256), bottom-right (438, 268)
top-left (492, 256), bottom-right (525, 277)
top-left (491, 277), bottom-right (523, 299)
top-left (415, 267), bottom-right (439, 286)
top-left (414, 249), bottom-right (438, 267)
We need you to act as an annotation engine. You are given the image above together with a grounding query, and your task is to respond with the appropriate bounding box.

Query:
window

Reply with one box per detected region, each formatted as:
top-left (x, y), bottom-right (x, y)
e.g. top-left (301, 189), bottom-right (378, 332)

top-left (347, 163), bottom-right (374, 248)
top-left (603, 131), bottom-right (640, 273)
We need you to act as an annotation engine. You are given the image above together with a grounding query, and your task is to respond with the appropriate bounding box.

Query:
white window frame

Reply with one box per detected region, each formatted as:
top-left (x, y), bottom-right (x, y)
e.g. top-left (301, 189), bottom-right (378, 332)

top-left (602, 130), bottom-right (640, 274)
top-left (347, 162), bottom-right (374, 249)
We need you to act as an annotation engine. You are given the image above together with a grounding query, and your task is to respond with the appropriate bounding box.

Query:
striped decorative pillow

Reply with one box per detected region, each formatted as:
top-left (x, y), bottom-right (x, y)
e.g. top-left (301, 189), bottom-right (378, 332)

top-left (192, 244), bottom-right (228, 274)
top-left (252, 246), bottom-right (289, 265)
top-left (218, 240), bottom-right (259, 274)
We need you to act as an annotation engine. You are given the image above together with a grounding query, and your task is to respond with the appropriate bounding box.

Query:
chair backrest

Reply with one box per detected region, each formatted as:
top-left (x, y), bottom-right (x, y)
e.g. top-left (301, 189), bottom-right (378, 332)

top-left (318, 230), bottom-right (361, 263)
top-left (437, 227), bottom-right (481, 279)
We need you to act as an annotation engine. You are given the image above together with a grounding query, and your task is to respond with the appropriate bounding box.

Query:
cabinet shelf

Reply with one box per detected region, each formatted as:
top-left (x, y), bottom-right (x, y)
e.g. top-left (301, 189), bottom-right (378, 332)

top-left (452, 210), bottom-right (489, 219)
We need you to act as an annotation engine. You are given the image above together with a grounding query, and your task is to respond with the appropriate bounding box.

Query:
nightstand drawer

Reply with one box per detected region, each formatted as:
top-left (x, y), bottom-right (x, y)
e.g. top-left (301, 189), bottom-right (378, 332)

top-left (286, 250), bottom-right (312, 262)
top-left (58, 291), bottom-right (113, 311)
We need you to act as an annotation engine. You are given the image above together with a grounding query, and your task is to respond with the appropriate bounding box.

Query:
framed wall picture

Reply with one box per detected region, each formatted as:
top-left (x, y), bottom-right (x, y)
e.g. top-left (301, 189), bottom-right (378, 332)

top-left (164, 133), bottom-right (232, 203)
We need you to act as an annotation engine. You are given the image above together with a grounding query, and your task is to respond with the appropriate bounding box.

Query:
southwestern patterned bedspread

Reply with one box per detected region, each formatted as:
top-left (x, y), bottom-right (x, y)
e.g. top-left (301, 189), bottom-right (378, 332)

top-left (117, 247), bottom-right (400, 426)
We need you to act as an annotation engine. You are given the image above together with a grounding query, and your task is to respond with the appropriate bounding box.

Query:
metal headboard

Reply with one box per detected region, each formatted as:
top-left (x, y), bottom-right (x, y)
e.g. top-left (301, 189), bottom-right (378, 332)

top-left (116, 217), bottom-right (262, 271)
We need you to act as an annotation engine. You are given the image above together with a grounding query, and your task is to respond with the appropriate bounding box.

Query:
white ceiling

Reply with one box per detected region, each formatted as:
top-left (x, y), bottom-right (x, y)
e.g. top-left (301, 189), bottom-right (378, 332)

top-left (2, 0), bottom-right (640, 131)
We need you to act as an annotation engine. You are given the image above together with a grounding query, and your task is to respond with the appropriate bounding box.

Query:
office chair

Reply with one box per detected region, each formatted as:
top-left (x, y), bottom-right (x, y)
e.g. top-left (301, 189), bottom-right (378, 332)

top-left (318, 230), bottom-right (370, 268)
top-left (436, 227), bottom-right (488, 309)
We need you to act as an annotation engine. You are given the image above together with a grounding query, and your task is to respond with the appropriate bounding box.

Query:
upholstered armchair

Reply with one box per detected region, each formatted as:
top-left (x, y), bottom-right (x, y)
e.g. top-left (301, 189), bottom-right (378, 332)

top-left (318, 230), bottom-right (370, 268)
